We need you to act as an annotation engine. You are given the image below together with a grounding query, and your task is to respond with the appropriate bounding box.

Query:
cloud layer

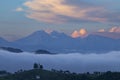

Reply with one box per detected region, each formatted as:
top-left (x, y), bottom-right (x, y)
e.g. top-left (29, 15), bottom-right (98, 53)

top-left (1, 50), bottom-right (120, 73)
top-left (17, 0), bottom-right (120, 23)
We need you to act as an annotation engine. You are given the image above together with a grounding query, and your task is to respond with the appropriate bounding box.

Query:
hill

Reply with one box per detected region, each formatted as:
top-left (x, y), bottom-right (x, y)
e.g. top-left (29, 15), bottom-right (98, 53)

top-left (0, 68), bottom-right (120, 80)
top-left (0, 47), bottom-right (23, 53)
top-left (35, 49), bottom-right (54, 54)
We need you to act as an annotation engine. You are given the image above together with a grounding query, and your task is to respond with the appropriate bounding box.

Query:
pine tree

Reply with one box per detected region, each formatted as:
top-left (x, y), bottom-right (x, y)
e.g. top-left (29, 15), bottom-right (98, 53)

top-left (33, 63), bottom-right (38, 69)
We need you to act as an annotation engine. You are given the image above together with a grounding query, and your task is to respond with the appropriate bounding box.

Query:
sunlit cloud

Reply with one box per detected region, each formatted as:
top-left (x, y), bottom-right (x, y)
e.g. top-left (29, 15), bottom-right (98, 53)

top-left (91, 27), bottom-right (120, 39)
top-left (71, 27), bottom-right (120, 39)
top-left (97, 27), bottom-right (120, 33)
top-left (79, 29), bottom-right (88, 37)
top-left (109, 27), bottom-right (120, 33)
top-left (71, 30), bottom-right (80, 38)
top-left (44, 29), bottom-right (53, 34)
top-left (16, 7), bottom-right (24, 12)
top-left (98, 29), bottom-right (105, 32)
top-left (71, 29), bottom-right (88, 38)
top-left (18, 0), bottom-right (108, 23)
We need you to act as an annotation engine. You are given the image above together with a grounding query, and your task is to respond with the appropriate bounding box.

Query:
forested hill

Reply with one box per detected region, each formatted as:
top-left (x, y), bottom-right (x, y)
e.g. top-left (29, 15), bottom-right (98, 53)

top-left (0, 68), bottom-right (120, 80)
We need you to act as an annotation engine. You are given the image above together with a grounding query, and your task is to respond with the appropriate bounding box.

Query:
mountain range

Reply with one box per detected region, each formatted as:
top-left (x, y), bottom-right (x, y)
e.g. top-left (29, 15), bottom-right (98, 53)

top-left (0, 30), bottom-right (120, 53)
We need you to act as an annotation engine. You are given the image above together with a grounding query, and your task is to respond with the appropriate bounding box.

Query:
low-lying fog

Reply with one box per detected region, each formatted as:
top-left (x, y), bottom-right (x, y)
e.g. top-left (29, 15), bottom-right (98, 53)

top-left (0, 50), bottom-right (120, 73)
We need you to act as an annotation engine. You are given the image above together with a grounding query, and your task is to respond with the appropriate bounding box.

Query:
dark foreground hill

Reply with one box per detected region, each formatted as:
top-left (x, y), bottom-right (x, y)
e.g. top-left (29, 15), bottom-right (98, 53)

top-left (0, 69), bottom-right (120, 80)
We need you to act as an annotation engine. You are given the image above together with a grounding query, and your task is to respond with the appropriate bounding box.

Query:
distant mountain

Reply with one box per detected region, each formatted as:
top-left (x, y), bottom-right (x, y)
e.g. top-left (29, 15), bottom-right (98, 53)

top-left (0, 47), bottom-right (23, 53)
top-left (92, 32), bottom-right (120, 39)
top-left (0, 30), bottom-right (120, 53)
top-left (0, 37), bottom-right (9, 47)
top-left (9, 30), bottom-right (73, 52)
top-left (35, 50), bottom-right (54, 54)
top-left (74, 35), bottom-right (120, 52)
top-left (0, 37), bottom-right (7, 44)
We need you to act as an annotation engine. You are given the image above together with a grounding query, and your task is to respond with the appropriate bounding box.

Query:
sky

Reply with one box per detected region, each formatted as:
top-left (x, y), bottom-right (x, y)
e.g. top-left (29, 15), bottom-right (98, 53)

top-left (0, 0), bottom-right (120, 40)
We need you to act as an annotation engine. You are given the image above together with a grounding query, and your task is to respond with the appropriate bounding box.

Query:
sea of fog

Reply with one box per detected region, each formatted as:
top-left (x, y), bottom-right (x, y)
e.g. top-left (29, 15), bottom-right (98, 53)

top-left (0, 50), bottom-right (120, 73)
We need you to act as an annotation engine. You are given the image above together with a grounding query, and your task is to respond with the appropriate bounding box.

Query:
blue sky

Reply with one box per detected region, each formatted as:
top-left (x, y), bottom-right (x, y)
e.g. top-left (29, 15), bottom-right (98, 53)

top-left (0, 0), bottom-right (120, 40)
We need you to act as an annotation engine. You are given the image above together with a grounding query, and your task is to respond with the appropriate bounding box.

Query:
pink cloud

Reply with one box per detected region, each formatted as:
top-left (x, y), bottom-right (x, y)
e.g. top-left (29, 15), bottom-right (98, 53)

top-left (18, 0), bottom-right (107, 23)
top-left (109, 27), bottom-right (120, 33)
top-left (71, 29), bottom-right (88, 38)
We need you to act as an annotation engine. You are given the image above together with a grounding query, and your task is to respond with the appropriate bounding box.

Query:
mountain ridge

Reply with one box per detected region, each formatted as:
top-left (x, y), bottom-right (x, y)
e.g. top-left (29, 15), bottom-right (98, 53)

top-left (0, 30), bottom-right (120, 53)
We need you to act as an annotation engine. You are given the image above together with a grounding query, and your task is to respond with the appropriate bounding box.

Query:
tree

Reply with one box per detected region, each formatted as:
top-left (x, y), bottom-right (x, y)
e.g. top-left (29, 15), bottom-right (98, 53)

top-left (39, 64), bottom-right (43, 69)
top-left (33, 63), bottom-right (38, 69)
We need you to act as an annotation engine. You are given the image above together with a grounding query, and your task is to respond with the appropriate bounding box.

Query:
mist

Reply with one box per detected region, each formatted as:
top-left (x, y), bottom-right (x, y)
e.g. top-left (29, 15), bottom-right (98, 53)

top-left (0, 50), bottom-right (120, 73)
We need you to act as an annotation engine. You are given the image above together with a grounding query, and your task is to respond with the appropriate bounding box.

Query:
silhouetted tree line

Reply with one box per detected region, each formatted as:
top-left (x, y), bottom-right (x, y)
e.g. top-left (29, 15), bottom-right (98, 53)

top-left (0, 71), bottom-right (8, 75)
top-left (0, 64), bottom-right (120, 80)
